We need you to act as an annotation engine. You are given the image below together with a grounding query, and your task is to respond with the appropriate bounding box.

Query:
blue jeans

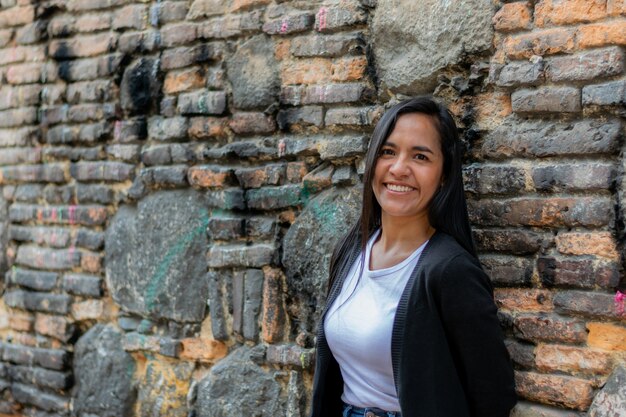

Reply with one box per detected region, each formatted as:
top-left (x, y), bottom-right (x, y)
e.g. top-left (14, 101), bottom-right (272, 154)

top-left (342, 402), bottom-right (402, 417)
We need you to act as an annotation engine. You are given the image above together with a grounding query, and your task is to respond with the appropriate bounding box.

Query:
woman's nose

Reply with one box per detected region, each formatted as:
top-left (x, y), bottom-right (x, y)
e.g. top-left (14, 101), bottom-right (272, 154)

top-left (389, 157), bottom-right (410, 176)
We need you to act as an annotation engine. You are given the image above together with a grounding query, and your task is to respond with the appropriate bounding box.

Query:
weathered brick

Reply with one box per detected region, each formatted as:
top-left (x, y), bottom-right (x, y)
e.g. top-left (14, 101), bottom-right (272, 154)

top-left (49, 33), bottom-right (116, 59)
top-left (468, 197), bottom-right (611, 228)
top-left (10, 383), bottom-right (69, 412)
top-left (512, 87), bottom-right (581, 113)
top-left (8, 311), bottom-right (35, 332)
top-left (495, 59), bottom-right (545, 87)
top-left (0, 164), bottom-right (66, 184)
top-left (282, 58), bottom-right (331, 85)
top-left (474, 229), bottom-right (545, 255)
top-left (577, 21), bottom-right (626, 48)
top-left (263, 12), bottom-right (314, 35)
top-left (495, 288), bottom-right (553, 312)
top-left (200, 10), bottom-right (262, 38)
top-left (15, 245), bottom-right (81, 270)
top-left (7, 365), bottom-right (71, 391)
top-left (0, 5), bottom-right (35, 28)
top-left (493, 2), bottom-right (533, 32)
top-left (0, 85), bottom-right (41, 110)
top-left (75, 228), bottom-right (105, 250)
top-left (5, 62), bottom-right (48, 85)
top-left (0, 127), bottom-right (39, 147)
top-left (546, 47), bottom-right (624, 83)
top-left (75, 184), bottom-right (114, 204)
top-left (13, 184), bottom-right (43, 202)
top-left (277, 106), bottom-right (324, 130)
top-left (15, 21), bottom-right (45, 44)
top-left (112, 4), bottom-right (147, 30)
top-left (555, 231), bottom-right (619, 260)
top-left (148, 116), bottom-right (189, 141)
top-left (70, 161), bottom-right (134, 182)
top-left (325, 106), bottom-right (381, 126)
top-left (303, 162), bottom-right (334, 193)
top-left (291, 33), bottom-right (364, 57)
top-left (140, 165), bottom-right (188, 187)
top-left (281, 83), bottom-right (373, 105)
top-left (150, 1), bottom-right (188, 24)
top-left (46, 122), bottom-right (111, 145)
top-left (56, 54), bottom-right (124, 82)
top-left (229, 112), bottom-right (276, 134)
top-left (160, 44), bottom-right (223, 70)
top-left (246, 217), bottom-right (276, 238)
top-left (0, 147), bottom-right (40, 165)
top-left (9, 204), bottom-right (108, 226)
top-left (331, 56), bottom-right (368, 82)
top-left (587, 322), bottom-right (626, 351)
top-left (206, 188), bottom-right (246, 210)
top-left (261, 266), bottom-right (285, 343)
top-left (481, 254), bottom-right (533, 286)
top-left (34, 314), bottom-right (74, 342)
top-left (480, 118), bottom-right (622, 159)
top-left (514, 313), bottom-right (587, 343)
top-left (266, 344), bottom-right (314, 368)
top-left (106, 144), bottom-right (141, 162)
top-left (0, 107), bottom-right (37, 128)
top-left (207, 244), bottom-right (275, 268)
top-left (160, 22), bottom-right (198, 47)
top-left (2, 344), bottom-right (69, 371)
top-left (536, 344), bottom-right (614, 375)
top-left (538, 257), bottom-right (620, 289)
top-left (66, 80), bottom-right (115, 103)
top-left (231, 0), bottom-right (270, 12)
top-left (235, 164), bottom-right (285, 189)
top-left (188, 165), bottom-right (232, 188)
top-left (177, 91), bottom-right (226, 115)
top-left (8, 268), bottom-right (58, 291)
top-left (188, 117), bottom-right (228, 139)
top-left (71, 299), bottom-right (104, 321)
top-left (535, 0), bottom-right (607, 27)
top-left (246, 184), bottom-right (302, 210)
top-left (118, 30), bottom-right (160, 53)
top-left (463, 164), bottom-right (526, 194)
top-left (505, 339), bottom-right (536, 369)
top-left (554, 290), bottom-right (622, 320)
top-left (532, 162), bottom-right (613, 192)
top-left (164, 67), bottom-right (205, 94)
top-left (122, 332), bottom-right (160, 353)
top-left (232, 268), bottom-right (264, 340)
top-left (314, 4), bottom-right (367, 32)
top-left (503, 28), bottom-right (576, 59)
top-left (515, 371), bottom-right (594, 410)
top-left (582, 79), bottom-right (626, 107)
top-left (179, 338), bottom-right (227, 362)
top-left (62, 273), bottom-right (102, 297)
top-left (4, 289), bottom-right (72, 315)
top-left (207, 216), bottom-right (244, 240)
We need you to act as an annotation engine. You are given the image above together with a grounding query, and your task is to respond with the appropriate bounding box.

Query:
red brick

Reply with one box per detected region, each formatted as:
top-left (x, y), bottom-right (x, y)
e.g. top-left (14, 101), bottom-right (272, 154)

top-left (0, 6), bottom-right (35, 28)
top-left (228, 112), bottom-right (276, 134)
top-left (261, 266), bottom-right (286, 343)
top-left (0, 45), bottom-right (45, 66)
top-left (514, 313), bottom-right (587, 343)
top-left (474, 229), bottom-right (545, 255)
top-left (503, 28), bottom-right (575, 59)
top-left (535, 344), bottom-right (614, 375)
top-left (187, 165), bottom-right (232, 188)
top-left (112, 4), bottom-right (147, 31)
top-left (535, 0), bottom-right (607, 27)
top-left (34, 314), bottom-right (74, 342)
top-left (493, 2), bottom-right (533, 32)
top-left (577, 21), bottom-right (626, 48)
top-left (75, 13), bottom-right (111, 33)
top-left (179, 338), bottom-right (227, 362)
top-left (515, 371), bottom-right (594, 410)
top-left (188, 117), bottom-right (228, 139)
top-left (555, 232), bottom-right (619, 260)
top-left (331, 56), bottom-right (368, 82)
top-left (554, 290), bottom-right (623, 320)
top-left (537, 257), bottom-right (620, 289)
top-left (282, 58), bottom-right (332, 85)
top-left (473, 92), bottom-right (512, 129)
top-left (587, 322), bottom-right (626, 351)
top-left (495, 288), bottom-right (554, 312)
top-left (163, 68), bottom-right (205, 94)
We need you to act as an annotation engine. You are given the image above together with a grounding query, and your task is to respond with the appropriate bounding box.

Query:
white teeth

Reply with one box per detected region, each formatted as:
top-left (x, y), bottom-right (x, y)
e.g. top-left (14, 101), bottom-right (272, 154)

top-left (386, 184), bottom-right (413, 192)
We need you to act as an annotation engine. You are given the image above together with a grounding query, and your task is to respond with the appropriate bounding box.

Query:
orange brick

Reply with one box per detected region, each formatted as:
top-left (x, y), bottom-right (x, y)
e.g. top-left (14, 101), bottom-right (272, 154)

top-left (577, 21), bottom-right (626, 48)
top-left (555, 231), bottom-right (619, 260)
top-left (474, 92), bottom-right (512, 129)
top-left (503, 28), bottom-right (575, 59)
top-left (71, 299), bottom-right (104, 321)
top-left (493, 2), bottom-right (533, 32)
top-left (607, 0), bottom-right (626, 15)
top-left (587, 322), bottom-right (626, 351)
top-left (8, 310), bottom-right (34, 332)
top-left (282, 58), bottom-right (331, 85)
top-left (188, 117), bottom-right (228, 140)
top-left (81, 251), bottom-right (102, 273)
top-left (275, 39), bottom-right (291, 60)
top-left (331, 56), bottom-right (368, 82)
top-left (35, 313), bottom-right (74, 342)
top-left (286, 161), bottom-right (308, 183)
top-left (163, 68), bottom-right (205, 94)
top-left (515, 371), bottom-right (594, 410)
top-left (495, 288), bottom-right (554, 312)
top-left (535, 344), bottom-right (614, 374)
top-left (179, 338), bottom-right (227, 362)
top-left (188, 165), bottom-right (231, 188)
top-left (231, 0), bottom-right (270, 12)
top-left (535, 0), bottom-right (607, 27)
top-left (261, 266), bottom-right (286, 343)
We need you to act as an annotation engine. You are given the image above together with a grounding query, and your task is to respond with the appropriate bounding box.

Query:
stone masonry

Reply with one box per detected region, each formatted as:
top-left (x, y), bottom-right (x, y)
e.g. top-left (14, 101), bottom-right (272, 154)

top-left (0, 0), bottom-right (624, 416)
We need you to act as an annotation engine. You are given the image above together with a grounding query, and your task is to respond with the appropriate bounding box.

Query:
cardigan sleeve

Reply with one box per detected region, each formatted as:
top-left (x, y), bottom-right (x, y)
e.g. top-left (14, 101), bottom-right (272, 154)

top-left (436, 253), bottom-right (517, 417)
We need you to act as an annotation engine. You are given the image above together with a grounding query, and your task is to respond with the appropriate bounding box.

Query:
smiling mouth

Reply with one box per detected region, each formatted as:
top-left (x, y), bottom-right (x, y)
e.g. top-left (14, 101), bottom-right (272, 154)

top-left (385, 183), bottom-right (415, 192)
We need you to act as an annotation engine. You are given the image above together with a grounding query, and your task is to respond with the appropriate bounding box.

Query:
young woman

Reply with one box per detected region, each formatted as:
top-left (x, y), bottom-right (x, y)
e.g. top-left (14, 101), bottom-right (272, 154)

top-left (310, 97), bottom-right (517, 417)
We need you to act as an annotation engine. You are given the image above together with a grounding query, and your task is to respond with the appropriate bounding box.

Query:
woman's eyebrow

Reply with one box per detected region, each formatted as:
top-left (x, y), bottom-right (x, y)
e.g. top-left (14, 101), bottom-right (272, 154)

top-left (383, 141), bottom-right (434, 154)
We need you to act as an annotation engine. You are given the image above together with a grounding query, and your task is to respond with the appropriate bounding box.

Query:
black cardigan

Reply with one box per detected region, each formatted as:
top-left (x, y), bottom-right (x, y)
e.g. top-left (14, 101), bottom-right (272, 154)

top-left (310, 231), bottom-right (517, 417)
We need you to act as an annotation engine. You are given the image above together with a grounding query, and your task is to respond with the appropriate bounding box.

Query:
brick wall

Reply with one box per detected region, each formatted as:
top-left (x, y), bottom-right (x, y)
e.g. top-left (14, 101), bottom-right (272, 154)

top-left (0, 0), bottom-right (623, 416)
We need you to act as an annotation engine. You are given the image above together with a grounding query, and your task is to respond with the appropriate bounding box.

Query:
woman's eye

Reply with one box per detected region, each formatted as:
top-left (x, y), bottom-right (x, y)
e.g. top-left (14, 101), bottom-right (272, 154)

top-left (414, 154), bottom-right (428, 161)
top-left (380, 149), bottom-right (394, 156)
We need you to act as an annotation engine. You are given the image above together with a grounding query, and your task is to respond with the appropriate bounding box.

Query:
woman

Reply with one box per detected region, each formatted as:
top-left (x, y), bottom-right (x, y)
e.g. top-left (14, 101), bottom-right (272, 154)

top-left (310, 97), bottom-right (517, 417)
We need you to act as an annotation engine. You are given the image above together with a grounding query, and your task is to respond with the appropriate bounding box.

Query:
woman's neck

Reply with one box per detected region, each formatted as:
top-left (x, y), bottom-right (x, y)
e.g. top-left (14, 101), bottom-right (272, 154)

top-left (376, 212), bottom-right (435, 254)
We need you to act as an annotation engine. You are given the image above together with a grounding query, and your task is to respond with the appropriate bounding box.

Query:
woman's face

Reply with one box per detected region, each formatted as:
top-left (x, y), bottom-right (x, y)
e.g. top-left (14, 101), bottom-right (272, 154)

top-left (372, 112), bottom-right (444, 223)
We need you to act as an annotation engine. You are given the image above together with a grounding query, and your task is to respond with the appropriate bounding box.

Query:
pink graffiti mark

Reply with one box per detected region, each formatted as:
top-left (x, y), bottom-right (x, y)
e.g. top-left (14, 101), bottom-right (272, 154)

top-left (280, 20), bottom-right (289, 34)
top-left (615, 290), bottom-right (625, 315)
top-left (50, 207), bottom-right (58, 222)
top-left (317, 7), bottom-right (328, 31)
top-left (114, 120), bottom-right (122, 141)
top-left (68, 245), bottom-right (76, 264)
top-left (278, 139), bottom-right (286, 157)
top-left (69, 204), bottom-right (77, 225)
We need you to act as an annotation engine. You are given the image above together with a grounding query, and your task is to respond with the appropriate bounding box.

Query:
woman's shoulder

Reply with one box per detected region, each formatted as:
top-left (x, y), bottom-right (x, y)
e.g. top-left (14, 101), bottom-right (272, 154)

top-left (424, 231), bottom-right (477, 267)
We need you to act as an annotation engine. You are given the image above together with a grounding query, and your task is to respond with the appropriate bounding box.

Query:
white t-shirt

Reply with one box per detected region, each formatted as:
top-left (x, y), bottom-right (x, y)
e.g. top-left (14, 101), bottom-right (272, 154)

top-left (324, 229), bottom-right (428, 412)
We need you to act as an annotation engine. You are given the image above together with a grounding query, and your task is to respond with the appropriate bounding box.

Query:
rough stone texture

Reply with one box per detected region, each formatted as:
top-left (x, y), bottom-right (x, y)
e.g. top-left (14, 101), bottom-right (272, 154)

top-left (195, 346), bottom-right (284, 417)
top-left (136, 358), bottom-right (194, 417)
top-left (106, 190), bottom-right (209, 322)
top-left (73, 324), bottom-right (136, 417)
top-left (226, 35), bottom-right (279, 110)
top-left (282, 186), bottom-right (361, 333)
top-left (120, 58), bottom-right (162, 116)
top-left (0, 192), bottom-right (7, 284)
top-left (372, 0), bottom-right (494, 94)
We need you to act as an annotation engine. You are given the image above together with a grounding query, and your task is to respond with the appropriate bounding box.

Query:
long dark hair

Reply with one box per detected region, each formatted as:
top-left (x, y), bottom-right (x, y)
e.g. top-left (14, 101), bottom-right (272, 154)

top-left (328, 96), bottom-right (477, 292)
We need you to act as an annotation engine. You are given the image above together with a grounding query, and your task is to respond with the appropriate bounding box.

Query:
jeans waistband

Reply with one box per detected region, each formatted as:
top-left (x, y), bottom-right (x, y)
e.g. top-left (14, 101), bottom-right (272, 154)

top-left (342, 402), bottom-right (402, 417)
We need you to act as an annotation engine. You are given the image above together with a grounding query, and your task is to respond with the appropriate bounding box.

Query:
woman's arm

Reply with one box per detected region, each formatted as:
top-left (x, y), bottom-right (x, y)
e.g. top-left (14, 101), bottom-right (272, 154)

top-left (437, 254), bottom-right (517, 417)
